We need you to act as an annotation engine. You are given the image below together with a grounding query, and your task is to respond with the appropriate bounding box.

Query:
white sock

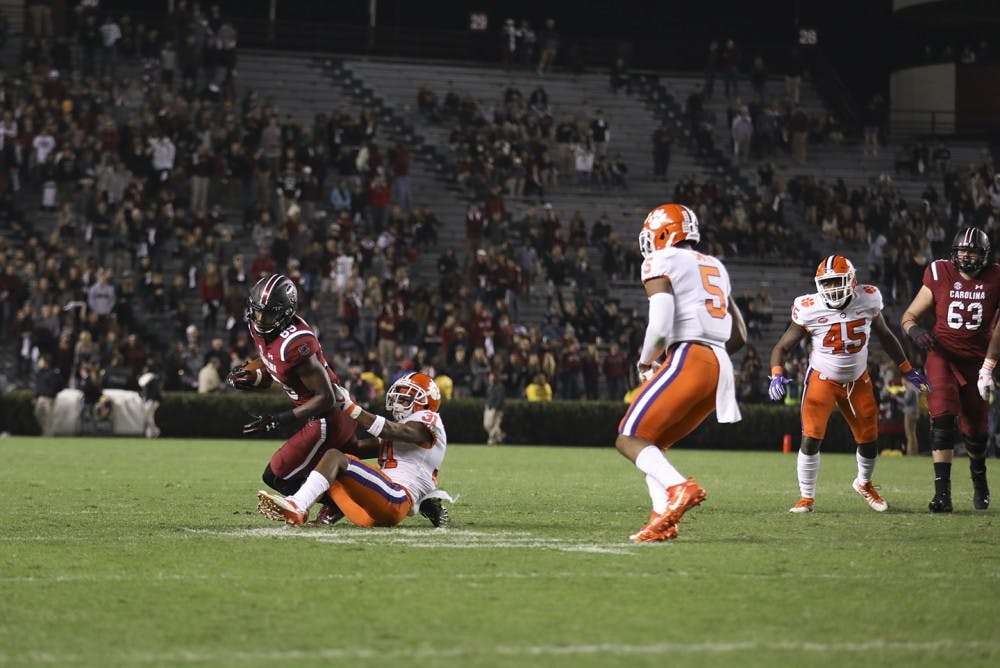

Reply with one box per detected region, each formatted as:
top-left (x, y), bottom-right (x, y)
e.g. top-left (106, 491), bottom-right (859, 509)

top-left (645, 474), bottom-right (668, 514)
top-left (635, 445), bottom-right (686, 489)
top-left (797, 451), bottom-right (820, 499)
top-left (856, 451), bottom-right (876, 483)
top-left (287, 470), bottom-right (331, 510)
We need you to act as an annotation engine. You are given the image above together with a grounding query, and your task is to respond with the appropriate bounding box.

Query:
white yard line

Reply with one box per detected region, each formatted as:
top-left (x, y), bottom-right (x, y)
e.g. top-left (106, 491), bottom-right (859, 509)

top-left (2, 639), bottom-right (997, 664)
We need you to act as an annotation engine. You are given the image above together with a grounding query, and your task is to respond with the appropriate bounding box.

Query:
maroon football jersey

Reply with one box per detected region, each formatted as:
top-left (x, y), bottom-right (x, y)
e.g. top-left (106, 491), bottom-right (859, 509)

top-left (249, 315), bottom-right (340, 407)
top-left (923, 259), bottom-right (1000, 361)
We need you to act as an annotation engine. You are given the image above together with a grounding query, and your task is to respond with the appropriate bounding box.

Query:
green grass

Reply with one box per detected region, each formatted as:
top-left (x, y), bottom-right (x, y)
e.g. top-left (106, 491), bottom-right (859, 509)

top-left (0, 438), bottom-right (997, 667)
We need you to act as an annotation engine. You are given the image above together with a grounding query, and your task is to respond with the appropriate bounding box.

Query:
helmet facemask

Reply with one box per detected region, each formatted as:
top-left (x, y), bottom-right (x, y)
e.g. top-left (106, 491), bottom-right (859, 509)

top-left (816, 273), bottom-right (855, 309)
top-left (385, 372), bottom-right (441, 421)
top-left (951, 227), bottom-right (991, 275)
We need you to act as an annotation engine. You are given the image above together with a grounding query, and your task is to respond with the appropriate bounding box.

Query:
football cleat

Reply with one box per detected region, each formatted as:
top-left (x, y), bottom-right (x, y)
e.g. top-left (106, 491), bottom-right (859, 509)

top-left (419, 498), bottom-right (450, 528)
top-left (629, 512), bottom-right (679, 542)
top-left (972, 472), bottom-right (990, 510)
top-left (789, 497), bottom-right (815, 513)
top-left (646, 477), bottom-right (706, 535)
top-left (852, 479), bottom-right (888, 512)
top-left (307, 503), bottom-right (345, 526)
top-left (257, 490), bottom-right (306, 525)
top-left (928, 493), bottom-right (953, 513)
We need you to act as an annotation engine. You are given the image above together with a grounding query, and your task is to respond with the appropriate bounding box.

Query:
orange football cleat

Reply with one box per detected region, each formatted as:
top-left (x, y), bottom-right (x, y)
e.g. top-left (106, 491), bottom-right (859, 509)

top-left (629, 512), bottom-right (679, 542)
top-left (852, 479), bottom-right (888, 512)
top-left (646, 478), bottom-right (706, 535)
top-left (788, 496), bottom-right (815, 513)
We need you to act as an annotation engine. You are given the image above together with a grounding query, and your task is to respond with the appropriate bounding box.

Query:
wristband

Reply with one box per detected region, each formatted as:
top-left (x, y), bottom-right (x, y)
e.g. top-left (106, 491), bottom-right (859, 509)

top-left (770, 366), bottom-right (784, 377)
top-left (899, 360), bottom-right (913, 373)
top-left (367, 415), bottom-right (386, 437)
top-left (276, 410), bottom-right (296, 425)
top-left (348, 403), bottom-right (363, 420)
top-left (983, 358), bottom-right (997, 372)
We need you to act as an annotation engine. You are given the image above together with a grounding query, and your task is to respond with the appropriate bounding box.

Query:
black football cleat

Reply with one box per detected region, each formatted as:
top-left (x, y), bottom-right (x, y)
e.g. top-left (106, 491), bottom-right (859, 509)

top-left (928, 493), bottom-right (953, 513)
top-left (972, 472), bottom-right (990, 510)
top-left (419, 498), bottom-right (450, 528)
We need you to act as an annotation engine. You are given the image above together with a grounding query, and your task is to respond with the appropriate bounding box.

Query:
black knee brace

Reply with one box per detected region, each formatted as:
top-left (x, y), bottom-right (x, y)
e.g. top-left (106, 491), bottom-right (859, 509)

top-left (857, 441), bottom-right (878, 459)
top-left (965, 436), bottom-right (988, 460)
top-left (930, 416), bottom-right (958, 451)
top-left (800, 436), bottom-right (822, 455)
top-left (262, 465), bottom-right (300, 495)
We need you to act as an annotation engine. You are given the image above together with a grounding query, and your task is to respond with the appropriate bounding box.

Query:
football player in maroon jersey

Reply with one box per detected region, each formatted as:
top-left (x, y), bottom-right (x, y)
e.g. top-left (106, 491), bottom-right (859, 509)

top-left (228, 274), bottom-right (358, 524)
top-left (901, 227), bottom-right (1000, 512)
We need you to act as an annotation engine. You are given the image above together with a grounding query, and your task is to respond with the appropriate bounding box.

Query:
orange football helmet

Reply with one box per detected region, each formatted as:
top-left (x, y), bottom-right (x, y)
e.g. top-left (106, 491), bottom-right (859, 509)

top-left (385, 372), bottom-right (442, 420)
top-left (814, 255), bottom-right (857, 308)
top-left (639, 204), bottom-right (700, 257)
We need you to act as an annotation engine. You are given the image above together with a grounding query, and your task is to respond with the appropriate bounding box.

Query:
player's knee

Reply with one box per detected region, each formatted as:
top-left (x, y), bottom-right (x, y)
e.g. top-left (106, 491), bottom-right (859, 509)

top-left (314, 449), bottom-right (347, 480)
top-left (965, 435), bottom-right (988, 460)
top-left (930, 415), bottom-right (958, 451)
top-left (262, 464), bottom-right (299, 495)
top-left (800, 436), bottom-right (822, 455)
top-left (857, 441), bottom-right (878, 459)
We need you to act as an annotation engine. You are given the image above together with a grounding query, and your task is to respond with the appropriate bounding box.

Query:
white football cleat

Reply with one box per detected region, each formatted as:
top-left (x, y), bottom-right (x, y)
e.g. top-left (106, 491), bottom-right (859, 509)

top-left (852, 479), bottom-right (888, 512)
top-left (257, 490), bottom-right (307, 525)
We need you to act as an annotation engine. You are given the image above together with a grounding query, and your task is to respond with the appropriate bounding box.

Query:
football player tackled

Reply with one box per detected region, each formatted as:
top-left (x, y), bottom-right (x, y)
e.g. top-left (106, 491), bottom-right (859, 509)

top-left (901, 227), bottom-right (1000, 512)
top-left (770, 255), bottom-right (930, 513)
top-left (615, 204), bottom-right (747, 542)
top-left (257, 372), bottom-right (453, 528)
top-left (228, 274), bottom-right (359, 525)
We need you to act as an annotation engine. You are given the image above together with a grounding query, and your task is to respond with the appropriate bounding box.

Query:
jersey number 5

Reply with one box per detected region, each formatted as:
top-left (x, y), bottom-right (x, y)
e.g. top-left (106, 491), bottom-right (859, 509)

top-left (822, 318), bottom-right (867, 354)
top-left (699, 265), bottom-right (728, 319)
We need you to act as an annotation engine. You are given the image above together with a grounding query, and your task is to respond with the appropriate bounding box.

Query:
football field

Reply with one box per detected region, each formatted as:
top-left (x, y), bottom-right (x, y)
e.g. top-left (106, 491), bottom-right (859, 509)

top-left (0, 437), bottom-right (997, 667)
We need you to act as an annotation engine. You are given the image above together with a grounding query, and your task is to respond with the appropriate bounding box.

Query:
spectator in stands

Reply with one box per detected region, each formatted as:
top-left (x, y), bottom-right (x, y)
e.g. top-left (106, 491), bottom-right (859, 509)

top-left (790, 103), bottom-right (809, 164)
top-left (197, 356), bottom-right (223, 393)
top-left (537, 19), bottom-right (559, 75)
top-left (722, 38), bottom-right (741, 99)
top-left (483, 368), bottom-right (506, 445)
top-left (500, 18), bottom-right (518, 71)
top-left (652, 122), bottom-right (673, 181)
top-left (703, 40), bottom-right (720, 99)
top-left (33, 354), bottom-right (63, 436)
top-left (610, 57), bottom-right (631, 95)
top-left (748, 55), bottom-right (768, 102)
top-left (525, 373), bottom-right (553, 401)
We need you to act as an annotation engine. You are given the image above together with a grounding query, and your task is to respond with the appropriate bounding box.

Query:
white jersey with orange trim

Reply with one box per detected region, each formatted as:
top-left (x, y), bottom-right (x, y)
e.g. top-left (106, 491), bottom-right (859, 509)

top-left (640, 246), bottom-right (733, 348)
top-left (377, 409), bottom-right (447, 510)
top-left (791, 284), bottom-right (883, 383)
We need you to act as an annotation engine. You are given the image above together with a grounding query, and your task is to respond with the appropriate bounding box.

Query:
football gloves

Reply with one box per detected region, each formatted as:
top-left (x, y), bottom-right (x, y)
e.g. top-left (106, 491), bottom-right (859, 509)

top-left (977, 360), bottom-right (996, 401)
top-left (907, 324), bottom-right (936, 351)
top-left (905, 368), bottom-right (931, 393)
top-left (768, 373), bottom-right (792, 401)
top-left (227, 364), bottom-right (258, 391)
top-left (243, 414), bottom-right (281, 435)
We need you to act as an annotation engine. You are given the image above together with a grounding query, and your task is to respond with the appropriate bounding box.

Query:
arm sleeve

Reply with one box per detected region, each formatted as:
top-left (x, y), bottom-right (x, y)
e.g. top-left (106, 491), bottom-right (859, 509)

top-left (639, 292), bottom-right (675, 366)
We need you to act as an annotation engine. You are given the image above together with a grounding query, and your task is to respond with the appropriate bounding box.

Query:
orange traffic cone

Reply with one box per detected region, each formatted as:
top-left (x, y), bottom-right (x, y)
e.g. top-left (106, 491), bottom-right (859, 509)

top-left (782, 433), bottom-right (793, 454)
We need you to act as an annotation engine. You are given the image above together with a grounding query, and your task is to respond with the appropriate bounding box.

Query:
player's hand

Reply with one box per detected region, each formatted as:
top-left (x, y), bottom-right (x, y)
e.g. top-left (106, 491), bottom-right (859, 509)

top-left (977, 365), bottom-right (996, 401)
top-left (243, 414), bottom-right (280, 435)
top-left (227, 365), bottom-right (257, 391)
top-left (332, 384), bottom-right (352, 412)
top-left (637, 360), bottom-right (660, 383)
top-left (907, 324), bottom-right (936, 351)
top-left (905, 368), bottom-right (931, 393)
top-left (768, 373), bottom-right (792, 401)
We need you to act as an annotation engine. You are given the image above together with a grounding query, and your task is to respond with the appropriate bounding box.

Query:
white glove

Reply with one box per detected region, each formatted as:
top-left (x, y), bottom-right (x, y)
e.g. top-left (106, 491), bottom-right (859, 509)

top-left (637, 360), bottom-right (661, 383)
top-left (977, 361), bottom-right (996, 401)
top-left (332, 384), bottom-right (353, 412)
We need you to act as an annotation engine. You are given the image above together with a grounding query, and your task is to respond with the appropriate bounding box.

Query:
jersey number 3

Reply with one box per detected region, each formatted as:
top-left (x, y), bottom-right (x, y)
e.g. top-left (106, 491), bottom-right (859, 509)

top-left (822, 318), bottom-right (867, 354)
top-left (699, 265), bottom-right (727, 319)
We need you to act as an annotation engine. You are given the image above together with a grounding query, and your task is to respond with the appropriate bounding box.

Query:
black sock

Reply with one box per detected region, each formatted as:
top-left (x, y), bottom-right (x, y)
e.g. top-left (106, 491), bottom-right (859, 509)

top-left (970, 457), bottom-right (987, 477)
top-left (934, 462), bottom-right (952, 496)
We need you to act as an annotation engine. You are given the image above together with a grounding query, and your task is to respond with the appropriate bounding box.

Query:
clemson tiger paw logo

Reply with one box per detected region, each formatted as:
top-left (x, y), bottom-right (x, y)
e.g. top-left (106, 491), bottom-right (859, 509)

top-left (800, 297), bottom-right (815, 307)
top-left (863, 285), bottom-right (877, 294)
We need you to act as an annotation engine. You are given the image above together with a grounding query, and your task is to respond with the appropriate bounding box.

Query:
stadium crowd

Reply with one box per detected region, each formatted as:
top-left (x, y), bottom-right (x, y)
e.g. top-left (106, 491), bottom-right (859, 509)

top-left (1, 3), bottom-right (998, 431)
